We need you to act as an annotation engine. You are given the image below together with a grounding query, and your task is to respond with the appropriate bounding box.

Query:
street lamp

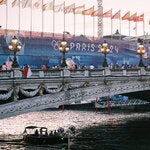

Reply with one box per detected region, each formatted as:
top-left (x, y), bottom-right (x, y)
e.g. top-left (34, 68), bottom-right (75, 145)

top-left (137, 42), bottom-right (146, 67)
top-left (8, 36), bottom-right (22, 68)
top-left (101, 40), bottom-right (110, 67)
top-left (59, 32), bottom-right (70, 67)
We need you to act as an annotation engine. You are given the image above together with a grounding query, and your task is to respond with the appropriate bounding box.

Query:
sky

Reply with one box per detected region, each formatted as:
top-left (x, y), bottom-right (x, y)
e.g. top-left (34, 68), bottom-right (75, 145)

top-left (0, 0), bottom-right (150, 37)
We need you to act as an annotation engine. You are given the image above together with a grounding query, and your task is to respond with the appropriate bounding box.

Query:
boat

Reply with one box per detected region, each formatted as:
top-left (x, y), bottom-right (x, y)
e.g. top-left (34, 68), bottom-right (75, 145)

top-left (0, 29), bottom-right (150, 69)
top-left (94, 95), bottom-right (149, 108)
top-left (23, 125), bottom-right (75, 145)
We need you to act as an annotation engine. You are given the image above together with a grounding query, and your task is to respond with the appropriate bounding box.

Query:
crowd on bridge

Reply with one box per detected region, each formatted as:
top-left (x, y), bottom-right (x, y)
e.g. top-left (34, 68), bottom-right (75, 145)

top-left (0, 61), bottom-right (148, 71)
top-left (40, 62), bottom-right (140, 70)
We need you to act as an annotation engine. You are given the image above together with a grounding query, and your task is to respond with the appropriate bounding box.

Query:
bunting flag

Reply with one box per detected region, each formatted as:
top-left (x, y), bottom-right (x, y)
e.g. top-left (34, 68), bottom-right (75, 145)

top-left (43, 1), bottom-right (53, 11)
top-left (12, 0), bottom-right (19, 7)
top-left (33, 0), bottom-right (42, 9)
top-left (22, 0), bottom-right (32, 8)
top-left (133, 13), bottom-right (144, 22)
top-left (122, 11), bottom-right (130, 20)
top-left (111, 10), bottom-right (120, 19)
top-left (129, 12), bottom-right (137, 21)
top-left (64, 3), bottom-right (74, 14)
top-left (54, 3), bottom-right (64, 12)
top-left (91, 7), bottom-right (103, 17)
top-left (0, 0), bottom-right (6, 5)
top-left (103, 9), bottom-right (112, 17)
top-left (74, 5), bottom-right (84, 14)
top-left (82, 6), bottom-right (94, 15)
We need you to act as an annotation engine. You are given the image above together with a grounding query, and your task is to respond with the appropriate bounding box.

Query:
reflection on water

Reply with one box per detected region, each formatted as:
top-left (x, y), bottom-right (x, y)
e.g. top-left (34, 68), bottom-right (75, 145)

top-left (0, 109), bottom-right (150, 150)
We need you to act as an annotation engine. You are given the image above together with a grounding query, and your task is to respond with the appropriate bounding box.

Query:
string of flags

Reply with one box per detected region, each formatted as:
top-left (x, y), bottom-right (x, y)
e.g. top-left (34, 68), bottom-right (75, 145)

top-left (0, 0), bottom-right (145, 23)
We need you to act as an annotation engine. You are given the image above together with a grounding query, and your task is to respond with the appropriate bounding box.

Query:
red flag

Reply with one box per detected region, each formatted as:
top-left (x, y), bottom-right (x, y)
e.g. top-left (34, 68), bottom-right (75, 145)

top-left (64, 3), bottom-right (74, 14)
top-left (0, 0), bottom-right (6, 5)
top-left (12, 0), bottom-right (19, 7)
top-left (23, 65), bottom-right (32, 78)
top-left (133, 13), bottom-right (144, 22)
top-left (33, 0), bottom-right (42, 9)
top-left (103, 9), bottom-right (112, 17)
top-left (22, 0), bottom-right (32, 8)
top-left (122, 11), bottom-right (130, 20)
top-left (91, 7), bottom-right (103, 17)
top-left (74, 5), bottom-right (84, 14)
top-left (42, 1), bottom-right (53, 11)
top-left (54, 3), bottom-right (64, 12)
top-left (82, 6), bottom-right (94, 15)
top-left (111, 10), bottom-right (120, 19)
top-left (129, 12), bottom-right (137, 21)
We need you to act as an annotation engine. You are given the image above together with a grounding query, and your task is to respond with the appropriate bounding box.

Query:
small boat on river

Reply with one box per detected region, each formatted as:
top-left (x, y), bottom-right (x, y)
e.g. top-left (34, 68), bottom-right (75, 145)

top-left (23, 125), bottom-right (75, 145)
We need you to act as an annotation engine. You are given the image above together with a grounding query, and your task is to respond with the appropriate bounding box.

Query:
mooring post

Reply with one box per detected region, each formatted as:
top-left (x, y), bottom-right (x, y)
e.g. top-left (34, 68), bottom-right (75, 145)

top-left (61, 105), bottom-right (64, 111)
top-left (95, 97), bottom-right (99, 113)
top-left (108, 96), bottom-right (111, 113)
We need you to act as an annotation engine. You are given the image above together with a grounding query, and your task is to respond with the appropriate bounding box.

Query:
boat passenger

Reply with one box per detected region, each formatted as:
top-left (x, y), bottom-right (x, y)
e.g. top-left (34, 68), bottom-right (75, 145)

top-left (34, 129), bottom-right (39, 136)
top-left (40, 128), bottom-right (43, 135)
top-left (49, 131), bottom-right (53, 136)
top-left (45, 130), bottom-right (48, 136)
top-left (54, 130), bottom-right (59, 136)
top-left (90, 64), bottom-right (94, 69)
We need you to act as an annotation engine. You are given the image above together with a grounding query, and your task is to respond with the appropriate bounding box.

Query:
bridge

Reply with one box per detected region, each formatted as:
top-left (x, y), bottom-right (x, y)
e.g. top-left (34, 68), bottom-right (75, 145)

top-left (0, 67), bottom-right (150, 119)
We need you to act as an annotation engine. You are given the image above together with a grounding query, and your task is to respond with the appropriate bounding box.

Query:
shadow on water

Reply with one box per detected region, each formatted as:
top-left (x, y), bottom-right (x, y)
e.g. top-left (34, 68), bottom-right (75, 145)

top-left (71, 118), bottom-right (150, 150)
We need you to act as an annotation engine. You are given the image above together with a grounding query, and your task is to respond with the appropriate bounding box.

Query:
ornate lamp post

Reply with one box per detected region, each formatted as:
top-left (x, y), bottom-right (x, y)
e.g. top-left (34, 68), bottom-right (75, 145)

top-left (137, 42), bottom-right (145, 67)
top-left (101, 40), bottom-right (110, 67)
top-left (8, 36), bottom-right (22, 68)
top-left (59, 32), bottom-right (70, 67)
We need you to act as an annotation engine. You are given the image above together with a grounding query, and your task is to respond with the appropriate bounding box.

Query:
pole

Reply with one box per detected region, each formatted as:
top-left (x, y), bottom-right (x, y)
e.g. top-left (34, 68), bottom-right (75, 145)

top-left (61, 52), bottom-right (66, 67)
top-left (68, 131), bottom-right (70, 150)
top-left (61, 105), bottom-right (64, 111)
top-left (6, 0), bottom-right (8, 36)
top-left (12, 51), bottom-right (18, 68)
top-left (30, 0), bottom-right (32, 37)
top-left (53, 0), bottom-right (55, 37)
top-left (95, 97), bottom-right (99, 112)
top-left (107, 96), bottom-right (111, 113)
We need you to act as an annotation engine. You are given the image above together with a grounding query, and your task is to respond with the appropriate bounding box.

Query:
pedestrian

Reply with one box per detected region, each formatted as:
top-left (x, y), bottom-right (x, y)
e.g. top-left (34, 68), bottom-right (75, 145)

top-left (90, 64), bottom-right (94, 69)
top-left (2, 63), bottom-right (6, 70)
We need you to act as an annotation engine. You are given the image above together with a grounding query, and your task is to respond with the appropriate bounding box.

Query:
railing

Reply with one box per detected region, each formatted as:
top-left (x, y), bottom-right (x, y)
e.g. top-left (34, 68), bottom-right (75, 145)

top-left (0, 67), bottom-right (149, 79)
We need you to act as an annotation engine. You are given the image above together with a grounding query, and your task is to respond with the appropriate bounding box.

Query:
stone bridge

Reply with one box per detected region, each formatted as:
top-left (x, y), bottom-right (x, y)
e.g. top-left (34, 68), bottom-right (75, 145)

top-left (0, 67), bottom-right (150, 119)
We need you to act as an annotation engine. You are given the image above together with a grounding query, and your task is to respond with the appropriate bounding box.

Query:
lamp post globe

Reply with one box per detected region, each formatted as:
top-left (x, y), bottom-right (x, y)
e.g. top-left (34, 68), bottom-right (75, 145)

top-left (59, 32), bottom-right (70, 68)
top-left (137, 42), bottom-right (146, 67)
top-left (101, 40), bottom-right (110, 67)
top-left (8, 36), bottom-right (22, 68)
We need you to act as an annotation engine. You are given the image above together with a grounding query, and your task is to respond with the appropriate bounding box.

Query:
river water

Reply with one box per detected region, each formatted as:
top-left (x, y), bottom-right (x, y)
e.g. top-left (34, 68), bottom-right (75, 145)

top-left (0, 108), bottom-right (150, 150)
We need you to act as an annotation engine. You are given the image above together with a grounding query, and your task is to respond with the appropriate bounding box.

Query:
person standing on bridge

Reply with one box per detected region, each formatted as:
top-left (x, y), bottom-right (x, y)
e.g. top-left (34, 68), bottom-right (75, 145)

top-left (23, 64), bottom-right (32, 78)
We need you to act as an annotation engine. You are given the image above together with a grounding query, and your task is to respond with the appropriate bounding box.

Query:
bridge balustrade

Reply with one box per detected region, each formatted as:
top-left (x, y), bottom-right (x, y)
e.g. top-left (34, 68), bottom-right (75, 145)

top-left (88, 69), bottom-right (104, 76)
top-left (0, 67), bottom-right (150, 79)
top-left (145, 68), bottom-right (150, 75)
top-left (125, 69), bottom-right (140, 76)
top-left (110, 69), bottom-right (125, 76)
top-left (0, 70), bottom-right (11, 78)
top-left (70, 69), bottom-right (88, 77)
top-left (30, 69), bottom-right (62, 78)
